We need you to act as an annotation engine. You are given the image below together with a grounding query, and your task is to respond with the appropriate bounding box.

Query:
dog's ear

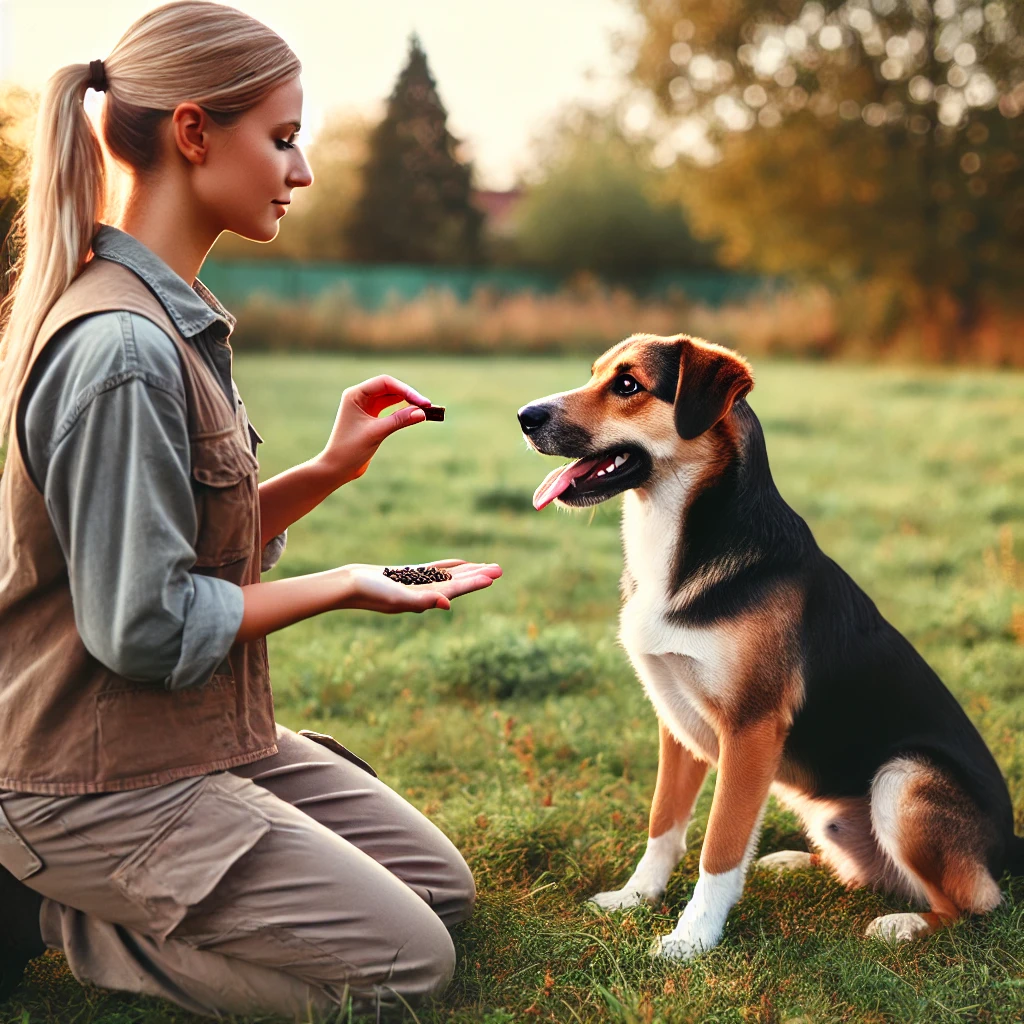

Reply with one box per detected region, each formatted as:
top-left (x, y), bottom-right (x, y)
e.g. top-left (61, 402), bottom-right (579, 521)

top-left (674, 338), bottom-right (753, 441)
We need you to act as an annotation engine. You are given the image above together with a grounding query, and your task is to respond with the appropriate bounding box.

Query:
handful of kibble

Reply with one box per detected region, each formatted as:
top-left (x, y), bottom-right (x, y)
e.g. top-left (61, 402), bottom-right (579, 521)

top-left (384, 566), bottom-right (453, 585)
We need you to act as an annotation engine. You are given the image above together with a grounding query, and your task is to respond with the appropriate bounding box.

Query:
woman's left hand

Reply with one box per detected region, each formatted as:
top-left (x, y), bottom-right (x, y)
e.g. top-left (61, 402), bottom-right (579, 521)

top-left (319, 375), bottom-right (431, 484)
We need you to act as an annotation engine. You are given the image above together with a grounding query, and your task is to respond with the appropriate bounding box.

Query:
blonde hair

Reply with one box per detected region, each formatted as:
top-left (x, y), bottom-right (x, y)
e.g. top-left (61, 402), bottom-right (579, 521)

top-left (0, 1), bottom-right (300, 442)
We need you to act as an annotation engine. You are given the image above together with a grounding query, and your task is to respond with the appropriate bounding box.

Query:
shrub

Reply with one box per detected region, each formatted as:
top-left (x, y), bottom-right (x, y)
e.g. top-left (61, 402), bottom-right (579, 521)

top-left (432, 618), bottom-right (603, 701)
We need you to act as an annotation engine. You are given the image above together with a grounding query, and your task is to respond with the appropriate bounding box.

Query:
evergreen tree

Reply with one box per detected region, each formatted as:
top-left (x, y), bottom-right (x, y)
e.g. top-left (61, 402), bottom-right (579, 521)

top-left (345, 35), bottom-right (482, 265)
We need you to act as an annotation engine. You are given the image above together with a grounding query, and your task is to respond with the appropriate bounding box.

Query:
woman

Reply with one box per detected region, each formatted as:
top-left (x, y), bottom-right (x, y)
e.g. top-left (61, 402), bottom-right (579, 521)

top-left (0, 2), bottom-right (502, 1018)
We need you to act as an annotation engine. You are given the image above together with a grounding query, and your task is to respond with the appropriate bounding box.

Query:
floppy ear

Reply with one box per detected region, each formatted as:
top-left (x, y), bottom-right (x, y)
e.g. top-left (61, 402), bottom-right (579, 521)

top-left (674, 338), bottom-right (754, 441)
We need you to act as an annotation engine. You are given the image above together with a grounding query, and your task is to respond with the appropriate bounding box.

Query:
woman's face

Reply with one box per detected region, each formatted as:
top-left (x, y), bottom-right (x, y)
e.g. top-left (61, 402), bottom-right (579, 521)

top-left (191, 75), bottom-right (313, 242)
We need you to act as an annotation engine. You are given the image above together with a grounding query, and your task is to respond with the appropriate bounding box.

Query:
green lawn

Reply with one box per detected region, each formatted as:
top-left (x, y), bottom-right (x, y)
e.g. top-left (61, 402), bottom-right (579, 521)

top-left (6, 354), bottom-right (1024, 1024)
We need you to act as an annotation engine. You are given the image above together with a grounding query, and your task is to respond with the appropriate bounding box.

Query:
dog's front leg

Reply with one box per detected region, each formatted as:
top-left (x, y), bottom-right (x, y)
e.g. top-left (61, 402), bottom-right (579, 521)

top-left (590, 722), bottom-right (708, 910)
top-left (656, 716), bottom-right (784, 959)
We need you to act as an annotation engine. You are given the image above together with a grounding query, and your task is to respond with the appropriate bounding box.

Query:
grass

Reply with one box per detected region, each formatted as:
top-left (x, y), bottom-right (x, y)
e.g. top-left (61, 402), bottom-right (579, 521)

top-left (4, 353), bottom-right (1024, 1024)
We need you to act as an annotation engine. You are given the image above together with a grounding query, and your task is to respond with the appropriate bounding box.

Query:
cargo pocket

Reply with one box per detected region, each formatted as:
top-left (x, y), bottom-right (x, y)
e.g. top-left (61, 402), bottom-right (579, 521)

top-left (191, 431), bottom-right (260, 568)
top-left (298, 729), bottom-right (378, 778)
top-left (0, 801), bottom-right (43, 880)
top-left (110, 775), bottom-right (271, 940)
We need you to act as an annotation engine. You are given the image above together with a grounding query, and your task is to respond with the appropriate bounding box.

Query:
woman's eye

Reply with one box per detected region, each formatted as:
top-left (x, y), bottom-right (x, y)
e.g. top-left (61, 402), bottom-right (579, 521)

top-left (275, 138), bottom-right (295, 151)
top-left (612, 374), bottom-right (642, 396)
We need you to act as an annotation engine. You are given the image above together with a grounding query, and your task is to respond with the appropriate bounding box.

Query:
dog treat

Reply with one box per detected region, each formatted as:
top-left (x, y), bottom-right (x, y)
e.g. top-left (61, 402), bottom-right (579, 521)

top-left (384, 566), bottom-right (453, 585)
top-left (423, 405), bottom-right (445, 421)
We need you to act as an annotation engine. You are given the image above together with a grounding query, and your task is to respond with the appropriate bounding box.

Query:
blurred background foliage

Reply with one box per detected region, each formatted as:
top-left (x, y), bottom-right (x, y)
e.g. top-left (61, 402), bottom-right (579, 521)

top-left (627, 0), bottom-right (1024, 359)
top-left (513, 108), bottom-right (715, 278)
top-left (1, 3), bottom-right (1023, 362)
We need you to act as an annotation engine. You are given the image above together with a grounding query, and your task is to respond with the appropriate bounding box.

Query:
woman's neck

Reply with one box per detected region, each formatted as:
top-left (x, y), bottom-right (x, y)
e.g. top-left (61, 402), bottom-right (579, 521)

top-left (116, 177), bottom-right (219, 285)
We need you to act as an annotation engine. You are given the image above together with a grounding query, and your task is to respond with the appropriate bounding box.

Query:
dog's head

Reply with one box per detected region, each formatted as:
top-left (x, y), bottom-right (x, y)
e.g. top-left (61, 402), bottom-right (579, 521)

top-left (520, 334), bottom-right (753, 510)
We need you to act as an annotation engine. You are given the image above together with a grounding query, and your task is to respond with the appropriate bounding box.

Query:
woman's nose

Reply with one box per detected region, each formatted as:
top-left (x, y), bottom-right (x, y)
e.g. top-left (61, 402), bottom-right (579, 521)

top-left (287, 151), bottom-right (314, 189)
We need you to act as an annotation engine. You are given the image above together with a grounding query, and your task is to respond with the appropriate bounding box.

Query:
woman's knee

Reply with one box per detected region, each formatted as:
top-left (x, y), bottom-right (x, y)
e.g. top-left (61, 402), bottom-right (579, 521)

top-left (390, 902), bottom-right (457, 1000)
top-left (442, 853), bottom-right (476, 927)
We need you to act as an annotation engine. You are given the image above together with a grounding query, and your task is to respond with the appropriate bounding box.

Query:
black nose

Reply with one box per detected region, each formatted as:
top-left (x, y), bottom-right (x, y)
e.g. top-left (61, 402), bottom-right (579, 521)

top-left (518, 404), bottom-right (550, 433)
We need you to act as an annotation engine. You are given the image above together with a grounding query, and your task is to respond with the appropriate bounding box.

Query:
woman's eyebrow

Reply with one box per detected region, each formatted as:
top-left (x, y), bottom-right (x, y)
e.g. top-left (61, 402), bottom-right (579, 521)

top-left (272, 120), bottom-right (301, 133)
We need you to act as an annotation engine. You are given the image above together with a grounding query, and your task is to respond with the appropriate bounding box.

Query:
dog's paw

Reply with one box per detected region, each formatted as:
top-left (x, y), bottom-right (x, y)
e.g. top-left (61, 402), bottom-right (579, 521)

top-left (756, 850), bottom-right (817, 873)
top-left (587, 887), bottom-right (654, 912)
top-left (650, 928), bottom-right (713, 961)
top-left (865, 912), bottom-right (933, 943)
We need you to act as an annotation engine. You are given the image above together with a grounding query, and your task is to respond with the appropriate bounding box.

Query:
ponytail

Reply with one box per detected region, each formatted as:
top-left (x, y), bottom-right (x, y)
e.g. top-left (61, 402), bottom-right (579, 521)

top-left (0, 1), bottom-right (300, 445)
top-left (0, 64), bottom-right (104, 441)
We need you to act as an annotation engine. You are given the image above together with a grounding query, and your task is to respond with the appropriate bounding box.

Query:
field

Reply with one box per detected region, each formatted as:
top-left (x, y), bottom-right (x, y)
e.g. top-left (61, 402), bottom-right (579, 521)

top-left (5, 353), bottom-right (1024, 1024)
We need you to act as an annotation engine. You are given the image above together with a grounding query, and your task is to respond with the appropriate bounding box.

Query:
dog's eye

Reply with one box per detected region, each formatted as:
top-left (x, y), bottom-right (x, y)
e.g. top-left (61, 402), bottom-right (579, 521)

top-left (612, 374), bottom-right (642, 396)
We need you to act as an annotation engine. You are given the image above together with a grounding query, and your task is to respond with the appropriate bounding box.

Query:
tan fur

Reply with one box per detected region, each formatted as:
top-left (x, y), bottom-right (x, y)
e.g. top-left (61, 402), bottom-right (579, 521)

top-left (702, 717), bottom-right (786, 874)
top-left (649, 723), bottom-right (708, 840)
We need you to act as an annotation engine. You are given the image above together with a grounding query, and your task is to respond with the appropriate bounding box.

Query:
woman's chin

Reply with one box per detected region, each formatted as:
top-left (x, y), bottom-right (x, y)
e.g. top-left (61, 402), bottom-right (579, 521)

top-left (229, 218), bottom-right (281, 244)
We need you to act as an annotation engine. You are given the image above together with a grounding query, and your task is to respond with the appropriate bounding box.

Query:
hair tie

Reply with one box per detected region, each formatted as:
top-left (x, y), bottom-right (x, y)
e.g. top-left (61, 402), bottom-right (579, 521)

top-left (88, 59), bottom-right (108, 93)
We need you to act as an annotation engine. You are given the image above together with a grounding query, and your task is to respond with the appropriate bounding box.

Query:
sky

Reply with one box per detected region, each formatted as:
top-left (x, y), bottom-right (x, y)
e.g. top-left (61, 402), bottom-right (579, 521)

top-left (0, 0), bottom-right (639, 189)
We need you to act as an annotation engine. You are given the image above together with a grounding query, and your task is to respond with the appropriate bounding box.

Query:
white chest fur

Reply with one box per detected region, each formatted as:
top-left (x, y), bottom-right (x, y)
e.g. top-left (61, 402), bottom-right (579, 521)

top-left (618, 488), bottom-right (734, 765)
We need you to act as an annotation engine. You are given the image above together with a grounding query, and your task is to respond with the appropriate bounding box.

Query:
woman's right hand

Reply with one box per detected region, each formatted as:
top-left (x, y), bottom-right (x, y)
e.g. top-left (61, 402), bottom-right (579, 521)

top-left (335, 559), bottom-right (503, 613)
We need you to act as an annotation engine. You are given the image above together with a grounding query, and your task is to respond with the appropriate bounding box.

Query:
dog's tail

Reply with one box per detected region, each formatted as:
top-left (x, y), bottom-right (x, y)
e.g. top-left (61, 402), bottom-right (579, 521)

top-left (1006, 835), bottom-right (1024, 876)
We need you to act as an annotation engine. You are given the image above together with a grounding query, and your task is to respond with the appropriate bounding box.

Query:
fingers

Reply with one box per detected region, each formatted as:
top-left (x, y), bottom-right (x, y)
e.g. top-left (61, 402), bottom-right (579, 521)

top-left (434, 573), bottom-right (496, 600)
top-left (375, 404), bottom-right (426, 439)
top-left (448, 562), bottom-right (502, 579)
top-left (350, 375), bottom-right (430, 412)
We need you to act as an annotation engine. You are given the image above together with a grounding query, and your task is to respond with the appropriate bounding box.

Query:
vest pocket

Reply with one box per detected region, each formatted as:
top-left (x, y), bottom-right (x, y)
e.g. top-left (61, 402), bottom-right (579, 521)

top-left (190, 432), bottom-right (259, 568)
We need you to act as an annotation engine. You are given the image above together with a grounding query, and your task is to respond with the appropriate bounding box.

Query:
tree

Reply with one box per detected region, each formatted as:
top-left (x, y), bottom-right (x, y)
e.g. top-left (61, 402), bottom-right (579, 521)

top-left (344, 34), bottom-right (483, 265)
top-left (515, 108), bottom-right (714, 278)
top-left (626, 0), bottom-right (1024, 349)
top-left (213, 111), bottom-right (370, 262)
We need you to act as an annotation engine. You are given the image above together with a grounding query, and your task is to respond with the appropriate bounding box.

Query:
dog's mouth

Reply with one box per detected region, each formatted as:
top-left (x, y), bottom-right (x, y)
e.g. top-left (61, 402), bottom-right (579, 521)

top-left (533, 445), bottom-right (651, 510)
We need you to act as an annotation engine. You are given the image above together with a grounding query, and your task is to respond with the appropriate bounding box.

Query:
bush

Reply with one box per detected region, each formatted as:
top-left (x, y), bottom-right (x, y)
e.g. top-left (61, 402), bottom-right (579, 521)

top-left (432, 618), bottom-right (603, 701)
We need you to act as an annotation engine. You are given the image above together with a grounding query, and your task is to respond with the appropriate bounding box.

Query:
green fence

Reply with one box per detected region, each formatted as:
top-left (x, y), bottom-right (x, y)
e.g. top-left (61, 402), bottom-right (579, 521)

top-left (199, 259), bottom-right (772, 311)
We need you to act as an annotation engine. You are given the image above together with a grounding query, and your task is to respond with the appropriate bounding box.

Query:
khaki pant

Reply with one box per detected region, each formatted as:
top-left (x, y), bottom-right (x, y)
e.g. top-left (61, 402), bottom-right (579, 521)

top-left (0, 725), bottom-right (475, 1020)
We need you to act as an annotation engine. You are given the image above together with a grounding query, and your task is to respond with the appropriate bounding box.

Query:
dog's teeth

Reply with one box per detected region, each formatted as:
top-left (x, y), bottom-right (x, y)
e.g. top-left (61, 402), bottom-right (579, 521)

top-left (605, 463), bottom-right (615, 473)
top-left (614, 455), bottom-right (626, 467)
top-left (597, 469), bottom-right (606, 477)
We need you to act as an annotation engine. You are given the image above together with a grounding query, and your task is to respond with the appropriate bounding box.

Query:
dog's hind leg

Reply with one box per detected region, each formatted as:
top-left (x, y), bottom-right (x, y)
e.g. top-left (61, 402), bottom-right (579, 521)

top-left (866, 756), bottom-right (1002, 943)
top-left (759, 790), bottom-right (899, 892)
top-left (589, 723), bottom-right (708, 911)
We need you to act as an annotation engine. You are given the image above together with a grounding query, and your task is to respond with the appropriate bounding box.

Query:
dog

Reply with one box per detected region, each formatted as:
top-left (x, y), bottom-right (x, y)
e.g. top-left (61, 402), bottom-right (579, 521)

top-left (518, 333), bottom-right (1022, 958)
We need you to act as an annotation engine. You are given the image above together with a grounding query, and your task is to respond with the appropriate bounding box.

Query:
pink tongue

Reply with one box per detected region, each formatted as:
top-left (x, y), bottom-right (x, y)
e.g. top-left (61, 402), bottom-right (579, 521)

top-left (533, 456), bottom-right (604, 511)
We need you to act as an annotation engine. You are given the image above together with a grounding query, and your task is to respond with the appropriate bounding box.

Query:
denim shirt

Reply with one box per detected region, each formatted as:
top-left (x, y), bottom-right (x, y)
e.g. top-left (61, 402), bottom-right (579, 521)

top-left (18, 225), bottom-right (284, 691)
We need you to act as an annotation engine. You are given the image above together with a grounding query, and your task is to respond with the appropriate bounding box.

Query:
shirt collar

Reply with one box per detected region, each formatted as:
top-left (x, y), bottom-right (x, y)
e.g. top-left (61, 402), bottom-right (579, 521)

top-left (91, 224), bottom-right (236, 340)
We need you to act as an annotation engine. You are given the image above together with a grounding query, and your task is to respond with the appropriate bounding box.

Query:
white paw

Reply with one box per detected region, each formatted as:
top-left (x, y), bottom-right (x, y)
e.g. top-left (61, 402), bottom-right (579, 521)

top-left (588, 887), bottom-right (654, 911)
top-left (865, 912), bottom-right (932, 943)
top-left (650, 920), bottom-right (719, 961)
top-left (756, 850), bottom-right (817, 873)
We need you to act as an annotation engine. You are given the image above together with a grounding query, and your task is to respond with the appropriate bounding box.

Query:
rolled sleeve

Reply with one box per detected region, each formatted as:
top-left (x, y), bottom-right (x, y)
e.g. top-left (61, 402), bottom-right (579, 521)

top-left (261, 529), bottom-right (288, 572)
top-left (169, 573), bottom-right (245, 690)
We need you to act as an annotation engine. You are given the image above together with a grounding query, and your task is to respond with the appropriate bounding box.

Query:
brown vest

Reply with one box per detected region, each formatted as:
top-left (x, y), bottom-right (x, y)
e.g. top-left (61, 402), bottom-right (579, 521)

top-left (0, 258), bottom-right (277, 794)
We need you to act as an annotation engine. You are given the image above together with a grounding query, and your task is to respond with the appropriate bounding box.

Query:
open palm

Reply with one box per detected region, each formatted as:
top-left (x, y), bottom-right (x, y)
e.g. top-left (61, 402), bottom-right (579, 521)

top-left (340, 559), bottom-right (502, 613)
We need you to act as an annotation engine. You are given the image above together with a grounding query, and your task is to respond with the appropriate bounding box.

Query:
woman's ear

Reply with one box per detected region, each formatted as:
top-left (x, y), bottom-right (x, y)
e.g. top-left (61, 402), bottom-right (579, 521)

top-left (171, 103), bottom-right (210, 166)
top-left (673, 337), bottom-right (754, 441)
